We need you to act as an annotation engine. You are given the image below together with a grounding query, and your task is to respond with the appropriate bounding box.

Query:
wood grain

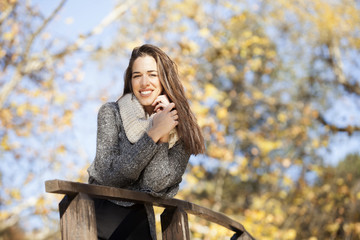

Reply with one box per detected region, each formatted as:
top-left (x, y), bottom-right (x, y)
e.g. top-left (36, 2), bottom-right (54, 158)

top-left (45, 179), bottom-right (255, 239)
top-left (58, 193), bottom-right (97, 240)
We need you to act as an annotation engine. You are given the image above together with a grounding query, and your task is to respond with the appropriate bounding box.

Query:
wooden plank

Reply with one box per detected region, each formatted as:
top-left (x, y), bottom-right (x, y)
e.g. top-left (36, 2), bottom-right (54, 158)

top-left (46, 179), bottom-right (159, 205)
top-left (161, 207), bottom-right (190, 240)
top-left (232, 231), bottom-right (255, 240)
top-left (45, 179), bottom-right (255, 239)
top-left (58, 193), bottom-right (97, 240)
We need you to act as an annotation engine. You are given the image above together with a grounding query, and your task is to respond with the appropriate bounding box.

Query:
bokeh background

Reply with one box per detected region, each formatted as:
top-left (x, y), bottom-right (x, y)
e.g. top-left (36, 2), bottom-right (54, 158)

top-left (1, 0), bottom-right (360, 239)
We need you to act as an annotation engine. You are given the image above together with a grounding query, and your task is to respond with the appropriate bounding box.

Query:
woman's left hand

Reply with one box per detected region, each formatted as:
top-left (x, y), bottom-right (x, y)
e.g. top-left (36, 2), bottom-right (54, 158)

top-left (152, 95), bottom-right (170, 113)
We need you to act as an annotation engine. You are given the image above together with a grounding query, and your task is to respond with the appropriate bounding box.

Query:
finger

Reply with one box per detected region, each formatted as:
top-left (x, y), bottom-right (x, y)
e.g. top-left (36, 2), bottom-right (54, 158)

top-left (159, 94), bottom-right (170, 102)
top-left (173, 115), bottom-right (179, 120)
top-left (170, 110), bottom-right (177, 116)
top-left (154, 105), bottom-right (161, 112)
top-left (152, 95), bottom-right (170, 106)
top-left (152, 96), bottom-right (163, 106)
top-left (152, 98), bottom-right (161, 106)
top-left (164, 102), bottom-right (175, 113)
top-left (154, 103), bottom-right (166, 112)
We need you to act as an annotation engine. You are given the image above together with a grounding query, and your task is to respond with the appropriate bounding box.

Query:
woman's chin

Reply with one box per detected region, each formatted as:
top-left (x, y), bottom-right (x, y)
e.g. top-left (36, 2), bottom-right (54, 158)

top-left (138, 99), bottom-right (154, 107)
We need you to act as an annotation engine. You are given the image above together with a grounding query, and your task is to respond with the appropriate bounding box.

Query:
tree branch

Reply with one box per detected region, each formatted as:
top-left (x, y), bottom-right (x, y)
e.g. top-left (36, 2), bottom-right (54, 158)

top-left (0, 0), bottom-right (133, 109)
top-left (317, 114), bottom-right (360, 135)
top-left (338, 80), bottom-right (360, 96)
top-left (23, 0), bottom-right (67, 59)
top-left (53, 0), bottom-right (135, 58)
top-left (0, 0), bottom-right (67, 109)
top-left (327, 40), bottom-right (360, 96)
top-left (0, 197), bottom-right (37, 233)
top-left (0, 2), bottom-right (16, 25)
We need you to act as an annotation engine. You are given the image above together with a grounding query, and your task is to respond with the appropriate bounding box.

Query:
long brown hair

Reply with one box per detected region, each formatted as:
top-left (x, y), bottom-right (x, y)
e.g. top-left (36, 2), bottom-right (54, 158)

top-left (123, 44), bottom-right (204, 155)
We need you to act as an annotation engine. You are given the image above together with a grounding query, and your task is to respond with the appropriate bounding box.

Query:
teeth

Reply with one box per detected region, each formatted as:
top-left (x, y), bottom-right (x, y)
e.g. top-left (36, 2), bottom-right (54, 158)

top-left (140, 91), bottom-right (152, 95)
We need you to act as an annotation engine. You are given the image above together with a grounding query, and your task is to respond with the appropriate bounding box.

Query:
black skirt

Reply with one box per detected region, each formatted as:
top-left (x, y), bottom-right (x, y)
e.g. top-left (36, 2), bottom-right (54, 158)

top-left (94, 198), bottom-right (152, 240)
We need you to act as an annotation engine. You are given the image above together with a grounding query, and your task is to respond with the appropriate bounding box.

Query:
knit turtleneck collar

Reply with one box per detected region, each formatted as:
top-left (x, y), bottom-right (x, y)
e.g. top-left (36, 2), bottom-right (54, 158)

top-left (118, 93), bottom-right (178, 148)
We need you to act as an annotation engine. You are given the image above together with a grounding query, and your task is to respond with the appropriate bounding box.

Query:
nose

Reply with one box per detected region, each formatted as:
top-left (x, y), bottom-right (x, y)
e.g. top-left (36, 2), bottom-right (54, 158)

top-left (140, 75), bottom-right (150, 87)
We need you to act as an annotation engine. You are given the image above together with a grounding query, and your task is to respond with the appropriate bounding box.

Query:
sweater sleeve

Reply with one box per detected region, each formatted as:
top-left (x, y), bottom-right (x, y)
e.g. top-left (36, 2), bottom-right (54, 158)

top-left (90, 102), bottom-right (161, 187)
top-left (139, 140), bottom-right (191, 197)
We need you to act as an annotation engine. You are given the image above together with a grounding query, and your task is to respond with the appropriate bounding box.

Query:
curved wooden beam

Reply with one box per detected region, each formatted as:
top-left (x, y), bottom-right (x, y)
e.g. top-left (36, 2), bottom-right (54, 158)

top-left (45, 179), bottom-right (254, 239)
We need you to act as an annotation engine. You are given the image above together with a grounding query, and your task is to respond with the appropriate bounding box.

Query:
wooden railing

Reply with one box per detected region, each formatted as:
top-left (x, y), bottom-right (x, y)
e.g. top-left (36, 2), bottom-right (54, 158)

top-left (45, 179), bottom-right (255, 240)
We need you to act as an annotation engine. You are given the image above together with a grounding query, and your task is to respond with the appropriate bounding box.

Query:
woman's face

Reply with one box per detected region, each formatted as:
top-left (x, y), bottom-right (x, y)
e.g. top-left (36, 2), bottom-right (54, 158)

top-left (131, 55), bottom-right (163, 114)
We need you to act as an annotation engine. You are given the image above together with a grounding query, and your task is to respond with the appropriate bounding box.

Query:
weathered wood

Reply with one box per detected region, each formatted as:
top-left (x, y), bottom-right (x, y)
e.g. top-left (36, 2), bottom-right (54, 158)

top-left (161, 207), bottom-right (190, 240)
top-left (58, 193), bottom-right (97, 240)
top-left (232, 231), bottom-right (255, 240)
top-left (46, 179), bottom-right (255, 239)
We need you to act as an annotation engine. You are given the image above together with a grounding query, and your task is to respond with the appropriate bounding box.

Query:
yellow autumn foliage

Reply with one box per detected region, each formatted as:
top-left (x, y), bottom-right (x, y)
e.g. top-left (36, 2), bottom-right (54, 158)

top-left (253, 136), bottom-right (282, 155)
top-left (1, 0), bottom-right (360, 239)
top-left (216, 107), bottom-right (228, 120)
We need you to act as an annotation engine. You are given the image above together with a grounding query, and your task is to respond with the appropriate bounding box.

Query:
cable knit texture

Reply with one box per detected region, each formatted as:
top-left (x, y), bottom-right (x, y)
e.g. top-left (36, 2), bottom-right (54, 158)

top-left (87, 100), bottom-right (190, 240)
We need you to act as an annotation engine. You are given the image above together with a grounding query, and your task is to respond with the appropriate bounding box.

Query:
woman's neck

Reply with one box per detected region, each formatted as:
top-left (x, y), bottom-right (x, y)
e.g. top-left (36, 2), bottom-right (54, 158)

top-left (144, 105), bottom-right (154, 116)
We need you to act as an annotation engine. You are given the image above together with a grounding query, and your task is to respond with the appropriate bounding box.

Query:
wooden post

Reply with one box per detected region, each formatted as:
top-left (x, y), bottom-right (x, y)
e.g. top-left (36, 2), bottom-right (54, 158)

top-left (238, 232), bottom-right (254, 240)
top-left (46, 180), bottom-right (255, 240)
top-left (232, 231), bottom-right (254, 240)
top-left (161, 207), bottom-right (190, 240)
top-left (59, 193), bottom-right (97, 240)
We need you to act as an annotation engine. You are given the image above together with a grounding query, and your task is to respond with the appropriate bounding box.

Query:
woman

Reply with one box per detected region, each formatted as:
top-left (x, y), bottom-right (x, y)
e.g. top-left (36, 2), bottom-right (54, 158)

top-left (87, 44), bottom-right (204, 240)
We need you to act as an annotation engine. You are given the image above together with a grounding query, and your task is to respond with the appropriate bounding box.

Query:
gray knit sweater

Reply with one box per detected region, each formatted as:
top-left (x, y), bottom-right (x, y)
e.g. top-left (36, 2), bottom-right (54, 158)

top-left (87, 101), bottom-right (190, 239)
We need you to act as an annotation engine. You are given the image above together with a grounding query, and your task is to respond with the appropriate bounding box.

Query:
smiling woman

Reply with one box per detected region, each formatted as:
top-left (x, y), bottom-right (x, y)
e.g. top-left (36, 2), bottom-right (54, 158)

top-left (87, 44), bottom-right (204, 240)
top-left (131, 56), bottom-right (163, 113)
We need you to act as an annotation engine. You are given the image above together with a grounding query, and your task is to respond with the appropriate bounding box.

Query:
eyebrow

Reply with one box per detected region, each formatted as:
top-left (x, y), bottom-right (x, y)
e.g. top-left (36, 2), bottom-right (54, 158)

top-left (133, 70), bottom-right (158, 74)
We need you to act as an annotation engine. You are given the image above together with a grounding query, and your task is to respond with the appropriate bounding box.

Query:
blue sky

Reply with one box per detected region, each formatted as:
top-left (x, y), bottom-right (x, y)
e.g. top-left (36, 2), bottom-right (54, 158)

top-left (34, 0), bottom-right (123, 163)
top-left (4, 0), bottom-right (358, 231)
top-left (34, 0), bottom-right (360, 169)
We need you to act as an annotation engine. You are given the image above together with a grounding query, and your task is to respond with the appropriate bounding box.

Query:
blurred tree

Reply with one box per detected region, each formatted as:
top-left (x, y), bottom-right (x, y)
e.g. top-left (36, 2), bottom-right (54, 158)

top-left (0, 0), bottom-right (73, 237)
top-left (0, 0), bottom-right (131, 238)
top-left (282, 154), bottom-right (360, 239)
top-left (1, 0), bottom-right (358, 238)
top-left (92, 0), bottom-right (360, 239)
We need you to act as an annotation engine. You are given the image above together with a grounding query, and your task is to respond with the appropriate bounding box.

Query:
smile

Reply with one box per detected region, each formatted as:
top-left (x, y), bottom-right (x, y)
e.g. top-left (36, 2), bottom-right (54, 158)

top-left (140, 90), bottom-right (153, 96)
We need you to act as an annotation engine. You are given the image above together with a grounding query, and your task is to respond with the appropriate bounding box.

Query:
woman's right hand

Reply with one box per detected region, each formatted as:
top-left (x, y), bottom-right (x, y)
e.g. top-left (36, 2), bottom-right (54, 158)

top-left (147, 103), bottom-right (178, 143)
